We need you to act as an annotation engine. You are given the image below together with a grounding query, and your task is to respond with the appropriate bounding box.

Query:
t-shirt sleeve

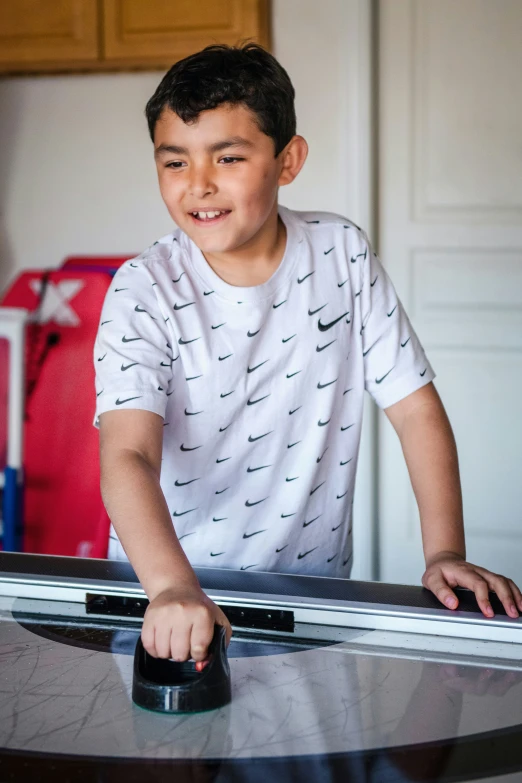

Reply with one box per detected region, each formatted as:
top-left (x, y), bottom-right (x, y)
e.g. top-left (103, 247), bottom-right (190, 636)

top-left (92, 260), bottom-right (175, 428)
top-left (357, 230), bottom-right (436, 409)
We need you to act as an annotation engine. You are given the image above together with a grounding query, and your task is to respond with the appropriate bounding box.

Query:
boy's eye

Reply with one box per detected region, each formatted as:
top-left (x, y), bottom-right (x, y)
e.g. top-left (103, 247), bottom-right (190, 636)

top-left (220, 157), bottom-right (243, 164)
top-left (166, 161), bottom-right (184, 168)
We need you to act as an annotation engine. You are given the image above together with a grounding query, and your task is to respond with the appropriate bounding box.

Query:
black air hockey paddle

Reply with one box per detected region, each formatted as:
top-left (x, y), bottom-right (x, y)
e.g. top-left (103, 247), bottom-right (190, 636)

top-left (132, 624), bottom-right (231, 713)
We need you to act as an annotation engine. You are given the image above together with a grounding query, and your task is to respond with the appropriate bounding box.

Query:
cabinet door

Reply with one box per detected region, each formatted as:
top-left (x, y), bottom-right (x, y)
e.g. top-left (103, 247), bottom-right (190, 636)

top-left (102, 0), bottom-right (270, 66)
top-left (0, 0), bottom-right (99, 72)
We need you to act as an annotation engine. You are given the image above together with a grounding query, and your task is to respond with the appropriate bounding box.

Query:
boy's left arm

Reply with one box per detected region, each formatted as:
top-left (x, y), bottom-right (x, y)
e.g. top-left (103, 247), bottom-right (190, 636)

top-left (384, 381), bottom-right (522, 619)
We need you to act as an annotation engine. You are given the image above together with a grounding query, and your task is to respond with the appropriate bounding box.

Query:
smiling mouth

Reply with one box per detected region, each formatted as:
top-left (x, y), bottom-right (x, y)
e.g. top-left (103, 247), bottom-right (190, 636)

top-left (189, 209), bottom-right (231, 223)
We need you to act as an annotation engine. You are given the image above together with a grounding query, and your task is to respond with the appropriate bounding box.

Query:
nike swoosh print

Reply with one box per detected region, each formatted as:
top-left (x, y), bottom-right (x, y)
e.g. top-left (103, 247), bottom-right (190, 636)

top-left (178, 337), bottom-right (200, 345)
top-left (121, 362), bottom-right (139, 371)
top-left (247, 465), bottom-right (271, 472)
top-left (343, 555), bottom-right (352, 566)
top-left (310, 482), bottom-right (325, 495)
top-left (289, 407), bottom-right (301, 415)
top-left (336, 490), bottom-right (348, 499)
top-left (387, 305), bottom-right (398, 317)
top-left (203, 290), bottom-right (214, 296)
top-left (219, 423), bottom-right (231, 432)
top-left (100, 320), bottom-right (112, 326)
top-left (245, 498), bottom-right (268, 507)
top-left (338, 279), bottom-right (348, 288)
top-left (178, 532), bottom-right (195, 541)
top-left (247, 394), bottom-right (270, 405)
top-left (220, 390), bottom-right (234, 398)
top-left (174, 302), bottom-right (195, 310)
top-left (96, 390), bottom-right (103, 397)
top-left (308, 304), bottom-right (327, 316)
top-left (213, 516), bottom-right (227, 522)
top-left (340, 458), bottom-right (353, 465)
top-left (130, 263), bottom-right (138, 268)
top-left (281, 512), bottom-right (296, 518)
top-left (247, 329), bottom-right (260, 337)
top-left (216, 457), bottom-right (231, 463)
top-left (276, 545), bottom-right (288, 553)
top-left (97, 354), bottom-right (107, 362)
top-left (172, 508), bottom-right (197, 516)
top-left (297, 547), bottom-right (318, 560)
top-left (173, 273), bottom-right (185, 283)
top-left (247, 360), bottom-right (269, 373)
top-left (401, 338), bottom-right (411, 348)
top-left (243, 529), bottom-right (267, 538)
top-left (166, 391), bottom-right (174, 396)
top-left (240, 564), bottom-right (258, 570)
top-left (318, 418), bottom-right (331, 426)
top-left (273, 299), bottom-right (287, 308)
top-left (341, 424), bottom-right (354, 431)
top-left (285, 476), bottom-right (298, 482)
top-left (297, 271), bottom-right (314, 284)
top-left (282, 335), bottom-right (296, 343)
top-left (303, 515), bottom-right (321, 527)
top-left (115, 396), bottom-right (142, 405)
top-left (160, 361), bottom-right (173, 367)
top-left (210, 552), bottom-right (225, 557)
top-left (174, 478), bottom-right (200, 486)
top-left (376, 368), bottom-right (394, 384)
top-left (215, 488), bottom-right (229, 494)
top-left (317, 447), bottom-right (328, 463)
top-left (327, 554), bottom-right (338, 562)
top-left (219, 354), bottom-right (233, 361)
top-left (363, 347), bottom-right (372, 357)
top-left (184, 409), bottom-right (203, 415)
top-left (324, 247), bottom-right (335, 255)
top-left (286, 371), bottom-right (301, 378)
top-left (317, 377), bottom-right (337, 389)
top-left (371, 276), bottom-right (378, 287)
top-left (135, 306), bottom-right (147, 313)
top-left (122, 336), bottom-right (143, 343)
top-left (420, 369), bottom-right (427, 376)
top-left (332, 522), bottom-right (342, 530)
top-left (180, 444), bottom-right (202, 451)
top-left (212, 323), bottom-right (225, 329)
top-left (114, 288), bottom-right (128, 292)
top-left (318, 312), bottom-right (349, 331)
top-left (287, 441), bottom-right (301, 448)
top-left (248, 431), bottom-right (272, 442)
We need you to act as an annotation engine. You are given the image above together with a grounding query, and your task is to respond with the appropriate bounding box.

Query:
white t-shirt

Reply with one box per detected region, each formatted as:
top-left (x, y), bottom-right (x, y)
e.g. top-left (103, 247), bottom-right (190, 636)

top-left (93, 205), bottom-right (435, 577)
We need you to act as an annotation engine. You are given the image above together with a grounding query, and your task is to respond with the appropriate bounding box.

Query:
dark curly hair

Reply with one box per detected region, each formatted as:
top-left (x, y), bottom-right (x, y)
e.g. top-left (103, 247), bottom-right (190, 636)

top-left (145, 42), bottom-right (296, 157)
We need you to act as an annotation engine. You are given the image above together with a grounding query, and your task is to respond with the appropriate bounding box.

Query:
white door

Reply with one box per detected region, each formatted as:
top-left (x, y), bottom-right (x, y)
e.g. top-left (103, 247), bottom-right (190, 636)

top-left (378, 0), bottom-right (522, 584)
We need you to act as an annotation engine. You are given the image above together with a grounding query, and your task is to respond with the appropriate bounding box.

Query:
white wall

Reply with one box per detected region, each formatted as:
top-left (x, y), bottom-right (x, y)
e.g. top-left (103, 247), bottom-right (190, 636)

top-left (0, 0), bottom-right (371, 288)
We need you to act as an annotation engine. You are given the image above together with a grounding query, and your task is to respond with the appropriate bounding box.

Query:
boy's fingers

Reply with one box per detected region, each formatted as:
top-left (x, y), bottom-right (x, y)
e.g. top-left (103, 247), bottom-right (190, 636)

top-left (478, 571), bottom-right (519, 618)
top-left (453, 571), bottom-right (493, 617)
top-left (424, 571), bottom-right (459, 609)
top-left (507, 578), bottom-right (522, 613)
top-left (190, 616), bottom-right (214, 662)
top-left (141, 623), bottom-right (157, 657)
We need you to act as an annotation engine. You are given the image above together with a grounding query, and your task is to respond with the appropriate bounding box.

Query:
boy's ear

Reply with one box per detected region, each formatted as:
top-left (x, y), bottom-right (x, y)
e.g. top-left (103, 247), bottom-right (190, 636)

top-left (277, 135), bottom-right (308, 187)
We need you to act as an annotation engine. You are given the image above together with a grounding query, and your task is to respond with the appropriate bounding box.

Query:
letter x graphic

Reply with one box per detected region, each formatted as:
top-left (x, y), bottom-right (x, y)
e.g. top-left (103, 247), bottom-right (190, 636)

top-left (28, 279), bottom-right (84, 326)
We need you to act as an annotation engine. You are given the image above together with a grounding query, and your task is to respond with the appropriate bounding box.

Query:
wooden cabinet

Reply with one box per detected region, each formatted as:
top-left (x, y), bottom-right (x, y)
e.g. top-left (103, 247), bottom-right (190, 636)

top-left (0, 0), bottom-right (270, 75)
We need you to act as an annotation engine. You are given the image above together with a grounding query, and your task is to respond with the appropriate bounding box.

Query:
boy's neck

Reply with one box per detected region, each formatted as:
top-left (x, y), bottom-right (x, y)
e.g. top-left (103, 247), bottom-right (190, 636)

top-left (199, 204), bottom-right (287, 288)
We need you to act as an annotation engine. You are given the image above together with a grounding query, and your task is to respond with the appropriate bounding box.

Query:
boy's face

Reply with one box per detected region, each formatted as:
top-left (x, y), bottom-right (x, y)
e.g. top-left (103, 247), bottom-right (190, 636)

top-left (153, 103), bottom-right (291, 256)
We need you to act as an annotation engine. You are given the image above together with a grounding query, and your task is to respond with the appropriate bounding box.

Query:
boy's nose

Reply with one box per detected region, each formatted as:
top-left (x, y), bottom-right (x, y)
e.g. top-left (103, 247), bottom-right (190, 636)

top-left (189, 168), bottom-right (217, 198)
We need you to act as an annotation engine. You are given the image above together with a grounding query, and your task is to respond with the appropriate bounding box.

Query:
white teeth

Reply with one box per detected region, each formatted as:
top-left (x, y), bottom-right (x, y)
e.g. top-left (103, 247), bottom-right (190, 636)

top-left (193, 210), bottom-right (226, 219)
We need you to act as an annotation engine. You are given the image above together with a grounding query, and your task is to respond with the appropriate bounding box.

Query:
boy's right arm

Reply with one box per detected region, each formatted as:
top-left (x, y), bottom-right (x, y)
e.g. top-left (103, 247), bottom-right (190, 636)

top-left (98, 408), bottom-right (232, 663)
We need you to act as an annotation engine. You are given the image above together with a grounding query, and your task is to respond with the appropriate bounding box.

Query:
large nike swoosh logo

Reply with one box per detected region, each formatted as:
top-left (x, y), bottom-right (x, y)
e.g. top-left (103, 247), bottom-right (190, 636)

top-left (318, 312), bottom-right (349, 331)
top-left (247, 360), bottom-right (269, 373)
top-left (184, 409), bottom-right (203, 415)
top-left (122, 335), bottom-right (143, 343)
top-left (297, 271), bottom-right (314, 284)
top-left (174, 302), bottom-right (195, 310)
top-left (212, 322), bottom-right (225, 329)
top-left (308, 304), bottom-right (327, 316)
top-left (247, 328), bottom-right (260, 337)
top-left (247, 465), bottom-right (271, 472)
top-left (245, 498), bottom-right (268, 507)
top-left (219, 354), bottom-right (233, 361)
top-left (121, 362), bottom-right (138, 371)
top-left (180, 443), bottom-right (201, 451)
top-left (172, 508), bottom-right (197, 517)
top-left (376, 368), bottom-right (394, 384)
top-left (174, 478), bottom-right (200, 486)
top-left (303, 515), bottom-right (321, 527)
top-left (247, 394), bottom-right (270, 405)
top-left (317, 377), bottom-right (337, 389)
top-left (282, 334), bottom-right (296, 343)
top-left (297, 547), bottom-right (318, 560)
top-left (243, 529), bottom-right (267, 538)
top-left (248, 431), bottom-right (272, 442)
top-left (178, 336), bottom-right (200, 344)
top-left (115, 395), bottom-right (142, 405)
top-left (273, 299), bottom-right (287, 308)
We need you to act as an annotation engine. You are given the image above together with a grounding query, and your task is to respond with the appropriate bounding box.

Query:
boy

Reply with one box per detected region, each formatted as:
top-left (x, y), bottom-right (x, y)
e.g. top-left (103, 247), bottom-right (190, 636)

top-left (93, 43), bottom-right (522, 667)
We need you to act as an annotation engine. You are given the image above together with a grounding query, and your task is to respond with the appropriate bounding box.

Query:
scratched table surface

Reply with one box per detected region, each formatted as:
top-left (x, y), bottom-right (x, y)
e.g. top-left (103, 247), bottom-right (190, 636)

top-left (1, 592), bottom-right (522, 782)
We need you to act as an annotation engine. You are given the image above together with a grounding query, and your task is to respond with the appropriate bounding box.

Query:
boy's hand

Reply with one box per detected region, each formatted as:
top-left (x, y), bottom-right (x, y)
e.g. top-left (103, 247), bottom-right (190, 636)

top-left (141, 582), bottom-right (233, 667)
top-left (422, 552), bottom-right (522, 619)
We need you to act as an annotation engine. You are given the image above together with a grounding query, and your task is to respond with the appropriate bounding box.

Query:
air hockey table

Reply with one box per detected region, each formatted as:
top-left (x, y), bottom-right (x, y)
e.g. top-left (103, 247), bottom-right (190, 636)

top-left (1, 552), bottom-right (522, 782)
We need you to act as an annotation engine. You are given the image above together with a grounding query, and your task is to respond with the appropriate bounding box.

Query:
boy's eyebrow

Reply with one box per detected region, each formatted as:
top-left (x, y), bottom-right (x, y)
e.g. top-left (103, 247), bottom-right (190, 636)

top-left (154, 136), bottom-right (255, 157)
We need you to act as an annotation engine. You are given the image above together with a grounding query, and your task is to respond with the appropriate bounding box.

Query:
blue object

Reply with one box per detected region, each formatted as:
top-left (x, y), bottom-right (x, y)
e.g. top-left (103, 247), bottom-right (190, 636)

top-left (2, 466), bottom-right (24, 551)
